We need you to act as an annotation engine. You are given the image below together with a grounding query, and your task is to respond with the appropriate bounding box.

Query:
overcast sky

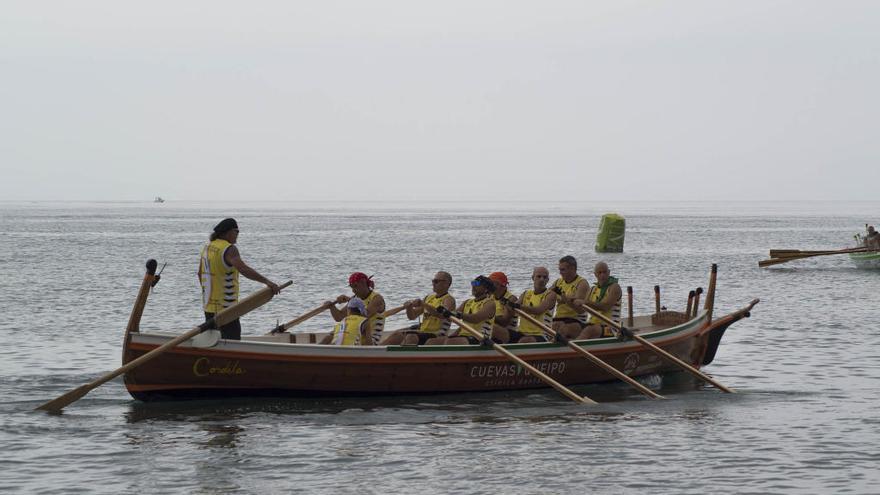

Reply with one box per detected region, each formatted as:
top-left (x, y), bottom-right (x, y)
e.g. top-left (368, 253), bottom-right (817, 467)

top-left (1, 1), bottom-right (878, 201)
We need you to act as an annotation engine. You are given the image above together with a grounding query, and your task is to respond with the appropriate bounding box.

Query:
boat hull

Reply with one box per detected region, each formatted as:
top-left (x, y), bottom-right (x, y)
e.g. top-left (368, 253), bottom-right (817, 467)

top-left (122, 308), bottom-right (750, 402)
top-left (849, 251), bottom-right (880, 269)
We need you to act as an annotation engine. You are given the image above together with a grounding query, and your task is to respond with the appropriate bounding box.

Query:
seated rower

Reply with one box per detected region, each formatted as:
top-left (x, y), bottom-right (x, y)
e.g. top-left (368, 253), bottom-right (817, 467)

top-left (381, 272), bottom-right (456, 345)
top-left (441, 275), bottom-right (496, 345)
top-left (551, 255), bottom-right (591, 340)
top-left (865, 225), bottom-right (880, 250)
top-left (577, 262), bottom-right (622, 339)
top-left (488, 271), bottom-right (518, 343)
top-left (328, 272), bottom-right (386, 345)
top-left (512, 266), bottom-right (557, 343)
top-left (320, 297), bottom-right (368, 345)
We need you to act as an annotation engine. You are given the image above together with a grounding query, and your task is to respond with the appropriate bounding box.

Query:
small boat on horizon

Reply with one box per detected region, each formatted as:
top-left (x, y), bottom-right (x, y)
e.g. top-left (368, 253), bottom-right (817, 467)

top-left (153, 196), bottom-right (165, 203)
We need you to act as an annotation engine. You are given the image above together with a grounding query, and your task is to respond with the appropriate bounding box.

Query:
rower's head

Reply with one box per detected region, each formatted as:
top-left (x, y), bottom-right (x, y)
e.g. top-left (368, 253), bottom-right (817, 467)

top-left (869, 226), bottom-right (877, 235)
top-left (432, 271), bottom-right (452, 294)
top-left (594, 261), bottom-right (610, 286)
top-left (348, 272), bottom-right (374, 298)
top-left (532, 266), bottom-right (550, 290)
top-left (470, 275), bottom-right (494, 297)
top-left (346, 297), bottom-right (367, 316)
top-left (211, 218), bottom-right (239, 243)
top-left (558, 255), bottom-right (578, 281)
top-left (488, 272), bottom-right (508, 296)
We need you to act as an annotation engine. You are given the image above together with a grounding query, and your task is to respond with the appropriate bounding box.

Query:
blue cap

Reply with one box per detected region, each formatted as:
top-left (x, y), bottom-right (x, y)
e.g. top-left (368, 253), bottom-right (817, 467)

top-left (347, 297), bottom-right (367, 316)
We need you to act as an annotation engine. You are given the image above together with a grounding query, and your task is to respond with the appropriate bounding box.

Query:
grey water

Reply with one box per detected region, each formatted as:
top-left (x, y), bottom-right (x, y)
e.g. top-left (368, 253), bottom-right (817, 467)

top-left (1, 200), bottom-right (879, 494)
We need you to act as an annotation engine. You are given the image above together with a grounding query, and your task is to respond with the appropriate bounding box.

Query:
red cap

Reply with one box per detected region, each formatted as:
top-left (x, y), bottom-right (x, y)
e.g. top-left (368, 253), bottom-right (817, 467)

top-left (488, 272), bottom-right (508, 287)
top-left (348, 272), bottom-right (374, 288)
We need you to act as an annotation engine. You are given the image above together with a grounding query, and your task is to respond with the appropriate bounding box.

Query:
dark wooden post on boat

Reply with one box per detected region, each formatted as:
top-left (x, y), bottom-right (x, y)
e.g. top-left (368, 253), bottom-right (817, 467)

top-left (705, 264), bottom-right (718, 323)
top-left (126, 259), bottom-right (159, 336)
top-left (654, 285), bottom-right (661, 316)
top-left (626, 286), bottom-right (634, 326)
top-left (685, 290), bottom-right (695, 319)
top-left (693, 287), bottom-right (703, 318)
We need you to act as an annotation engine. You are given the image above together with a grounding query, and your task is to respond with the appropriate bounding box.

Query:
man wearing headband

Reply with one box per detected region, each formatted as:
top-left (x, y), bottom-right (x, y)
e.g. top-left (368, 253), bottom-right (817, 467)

top-left (327, 272), bottom-right (386, 345)
top-left (320, 297), bottom-right (369, 345)
top-left (442, 275), bottom-right (496, 345)
top-left (198, 218), bottom-right (281, 340)
top-left (488, 272), bottom-right (518, 344)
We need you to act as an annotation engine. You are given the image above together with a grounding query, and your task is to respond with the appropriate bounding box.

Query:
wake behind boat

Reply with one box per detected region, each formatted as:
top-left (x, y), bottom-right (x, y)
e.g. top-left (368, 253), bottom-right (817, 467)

top-left (120, 262), bottom-right (757, 402)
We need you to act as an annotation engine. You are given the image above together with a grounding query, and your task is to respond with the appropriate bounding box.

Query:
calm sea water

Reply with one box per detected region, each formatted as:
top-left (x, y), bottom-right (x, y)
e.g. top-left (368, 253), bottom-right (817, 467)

top-left (1, 200), bottom-right (879, 494)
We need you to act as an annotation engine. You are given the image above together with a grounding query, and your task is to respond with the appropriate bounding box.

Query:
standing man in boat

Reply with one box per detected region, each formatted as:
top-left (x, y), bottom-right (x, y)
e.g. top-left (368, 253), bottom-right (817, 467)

top-left (488, 272), bottom-right (518, 343)
top-left (328, 272), bottom-right (386, 345)
top-left (441, 275), bottom-right (496, 345)
top-left (551, 255), bottom-right (591, 340)
top-left (381, 271), bottom-right (456, 346)
top-left (513, 266), bottom-right (557, 343)
top-left (198, 218), bottom-right (281, 340)
top-left (577, 261), bottom-right (622, 339)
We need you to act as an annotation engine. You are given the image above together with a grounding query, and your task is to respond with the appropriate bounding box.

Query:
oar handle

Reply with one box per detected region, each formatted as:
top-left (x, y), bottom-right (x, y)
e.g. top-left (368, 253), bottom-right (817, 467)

top-left (578, 303), bottom-right (734, 393)
top-left (382, 305), bottom-right (407, 318)
top-left (512, 308), bottom-right (663, 400)
top-left (447, 315), bottom-right (593, 405)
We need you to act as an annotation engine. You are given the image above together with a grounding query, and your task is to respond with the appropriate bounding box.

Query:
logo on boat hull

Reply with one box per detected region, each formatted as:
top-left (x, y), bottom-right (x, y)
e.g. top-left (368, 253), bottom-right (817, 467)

top-left (469, 361), bottom-right (566, 387)
top-left (193, 358), bottom-right (247, 377)
top-left (623, 353), bottom-right (639, 375)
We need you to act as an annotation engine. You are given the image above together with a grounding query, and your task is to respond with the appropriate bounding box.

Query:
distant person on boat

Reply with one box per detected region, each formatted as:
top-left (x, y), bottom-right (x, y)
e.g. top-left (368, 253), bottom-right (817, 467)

top-left (380, 271), bottom-right (456, 345)
top-left (320, 297), bottom-right (369, 345)
top-left (441, 275), bottom-right (496, 345)
top-left (513, 266), bottom-right (557, 343)
top-left (577, 261), bottom-right (622, 339)
top-left (488, 272), bottom-right (518, 343)
top-left (865, 226), bottom-right (880, 250)
top-left (551, 255), bottom-right (591, 340)
top-left (198, 218), bottom-right (282, 340)
top-left (328, 272), bottom-right (386, 345)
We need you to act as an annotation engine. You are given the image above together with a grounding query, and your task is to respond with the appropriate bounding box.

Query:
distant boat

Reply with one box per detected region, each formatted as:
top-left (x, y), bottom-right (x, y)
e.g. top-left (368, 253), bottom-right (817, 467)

top-left (154, 197), bottom-right (165, 203)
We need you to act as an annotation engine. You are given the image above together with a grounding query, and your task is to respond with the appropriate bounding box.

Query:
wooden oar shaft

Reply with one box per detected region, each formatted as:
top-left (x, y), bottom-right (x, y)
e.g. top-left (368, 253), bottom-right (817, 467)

top-left (577, 303), bottom-right (734, 394)
top-left (37, 282), bottom-right (291, 413)
top-left (513, 309), bottom-right (663, 399)
top-left (382, 305), bottom-right (406, 318)
top-left (448, 315), bottom-right (593, 404)
top-left (272, 303), bottom-right (328, 333)
top-left (758, 248), bottom-right (870, 267)
top-left (770, 247), bottom-right (868, 258)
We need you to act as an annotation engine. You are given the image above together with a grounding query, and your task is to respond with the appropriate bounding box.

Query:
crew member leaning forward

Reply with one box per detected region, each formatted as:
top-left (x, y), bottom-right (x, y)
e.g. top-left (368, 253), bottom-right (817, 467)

top-left (488, 271), bottom-right (518, 343)
top-left (198, 217), bottom-right (281, 340)
top-left (328, 272), bottom-right (386, 345)
top-left (551, 255), bottom-right (591, 340)
top-left (514, 266), bottom-right (557, 343)
top-left (577, 261), bottom-right (622, 340)
top-left (442, 275), bottom-right (496, 345)
top-left (320, 297), bottom-right (369, 345)
top-left (382, 271), bottom-right (456, 346)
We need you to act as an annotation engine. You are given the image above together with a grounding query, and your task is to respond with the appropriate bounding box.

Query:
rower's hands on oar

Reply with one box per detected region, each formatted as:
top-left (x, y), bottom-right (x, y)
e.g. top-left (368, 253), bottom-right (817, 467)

top-left (499, 298), bottom-right (521, 310)
top-left (335, 294), bottom-right (350, 304)
top-left (435, 306), bottom-right (462, 319)
top-left (266, 281), bottom-right (282, 295)
top-left (616, 325), bottom-right (635, 342)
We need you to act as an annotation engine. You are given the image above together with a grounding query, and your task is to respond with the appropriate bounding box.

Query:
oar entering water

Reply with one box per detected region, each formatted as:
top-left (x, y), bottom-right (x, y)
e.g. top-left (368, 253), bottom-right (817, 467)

top-left (36, 281), bottom-right (292, 413)
top-left (436, 307), bottom-right (594, 405)
top-left (503, 301), bottom-right (663, 400)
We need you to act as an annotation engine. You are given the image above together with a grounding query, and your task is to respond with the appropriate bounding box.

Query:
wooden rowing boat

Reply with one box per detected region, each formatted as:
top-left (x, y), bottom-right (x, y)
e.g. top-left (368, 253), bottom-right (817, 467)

top-left (849, 250), bottom-right (880, 269)
top-left (121, 269), bottom-right (758, 402)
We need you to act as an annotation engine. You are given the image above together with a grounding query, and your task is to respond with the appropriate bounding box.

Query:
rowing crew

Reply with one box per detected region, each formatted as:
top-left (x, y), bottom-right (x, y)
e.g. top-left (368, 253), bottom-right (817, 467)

top-left (319, 255), bottom-right (622, 346)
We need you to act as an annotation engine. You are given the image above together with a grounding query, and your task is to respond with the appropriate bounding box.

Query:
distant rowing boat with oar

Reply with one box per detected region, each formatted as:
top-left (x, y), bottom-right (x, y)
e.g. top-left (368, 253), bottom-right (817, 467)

top-left (36, 262), bottom-right (758, 412)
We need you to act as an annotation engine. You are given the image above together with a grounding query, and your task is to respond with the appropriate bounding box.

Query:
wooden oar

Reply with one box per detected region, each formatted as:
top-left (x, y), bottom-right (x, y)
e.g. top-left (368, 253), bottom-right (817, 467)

top-left (759, 247), bottom-right (871, 268)
top-left (268, 302), bottom-right (329, 334)
top-left (36, 281), bottom-right (292, 413)
top-left (511, 307), bottom-right (663, 399)
top-left (382, 304), bottom-right (406, 318)
top-left (444, 313), bottom-right (594, 404)
top-left (769, 247), bottom-right (868, 258)
top-left (578, 304), bottom-right (734, 393)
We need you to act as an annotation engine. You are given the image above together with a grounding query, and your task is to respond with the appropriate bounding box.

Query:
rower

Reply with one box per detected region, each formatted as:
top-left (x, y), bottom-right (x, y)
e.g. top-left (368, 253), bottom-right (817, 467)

top-left (865, 226), bottom-right (880, 250)
top-left (488, 271), bottom-right (518, 343)
top-left (512, 266), bottom-right (557, 343)
top-left (577, 261), bottom-right (622, 339)
top-left (328, 272), bottom-right (385, 345)
top-left (320, 297), bottom-right (368, 345)
top-left (381, 272), bottom-right (456, 345)
top-left (551, 255), bottom-right (591, 340)
top-left (441, 275), bottom-right (496, 345)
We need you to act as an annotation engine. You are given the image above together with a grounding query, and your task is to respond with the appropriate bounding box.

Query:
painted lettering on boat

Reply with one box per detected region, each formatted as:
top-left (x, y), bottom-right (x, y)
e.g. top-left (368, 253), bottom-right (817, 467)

top-left (193, 358), bottom-right (247, 377)
top-left (623, 353), bottom-right (639, 375)
top-left (469, 361), bottom-right (565, 385)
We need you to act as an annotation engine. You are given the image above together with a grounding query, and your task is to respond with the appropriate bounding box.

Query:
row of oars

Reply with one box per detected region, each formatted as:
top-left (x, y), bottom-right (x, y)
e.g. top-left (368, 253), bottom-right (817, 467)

top-left (759, 246), bottom-right (871, 267)
top-left (37, 265), bottom-right (731, 412)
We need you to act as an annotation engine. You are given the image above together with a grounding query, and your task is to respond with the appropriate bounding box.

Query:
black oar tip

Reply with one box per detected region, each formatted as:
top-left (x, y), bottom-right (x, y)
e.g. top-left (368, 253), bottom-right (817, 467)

top-left (146, 259), bottom-right (158, 274)
top-left (711, 263), bottom-right (718, 273)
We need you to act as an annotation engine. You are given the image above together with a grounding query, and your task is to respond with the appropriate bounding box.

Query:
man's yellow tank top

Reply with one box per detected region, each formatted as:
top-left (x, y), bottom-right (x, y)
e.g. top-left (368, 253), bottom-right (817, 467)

top-left (362, 290), bottom-right (385, 345)
top-left (419, 293), bottom-right (454, 335)
top-left (518, 289), bottom-right (555, 336)
top-left (494, 291), bottom-right (519, 331)
top-left (553, 275), bottom-right (587, 323)
top-left (462, 296), bottom-right (495, 338)
top-left (587, 276), bottom-right (622, 326)
top-left (199, 239), bottom-right (239, 313)
top-left (330, 315), bottom-right (366, 346)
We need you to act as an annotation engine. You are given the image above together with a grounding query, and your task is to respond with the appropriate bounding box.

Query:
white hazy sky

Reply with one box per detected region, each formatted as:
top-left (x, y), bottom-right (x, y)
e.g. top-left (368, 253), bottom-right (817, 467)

top-left (1, 1), bottom-right (878, 201)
